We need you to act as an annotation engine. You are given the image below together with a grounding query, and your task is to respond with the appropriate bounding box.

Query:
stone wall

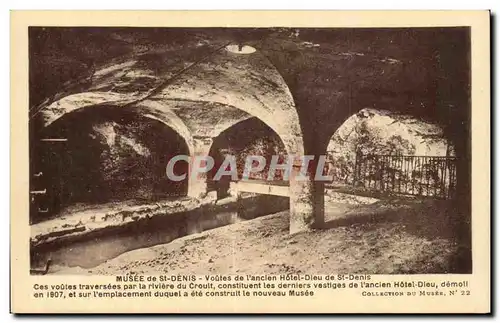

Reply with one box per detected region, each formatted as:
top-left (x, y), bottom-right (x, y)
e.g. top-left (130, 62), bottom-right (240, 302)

top-left (32, 109), bottom-right (190, 222)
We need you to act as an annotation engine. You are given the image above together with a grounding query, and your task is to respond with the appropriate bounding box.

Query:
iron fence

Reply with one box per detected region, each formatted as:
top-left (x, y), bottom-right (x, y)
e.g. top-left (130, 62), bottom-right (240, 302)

top-left (353, 153), bottom-right (457, 199)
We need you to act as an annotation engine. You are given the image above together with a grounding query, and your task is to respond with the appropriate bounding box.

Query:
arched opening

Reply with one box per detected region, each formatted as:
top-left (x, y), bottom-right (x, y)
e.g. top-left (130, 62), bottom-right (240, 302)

top-left (322, 108), bottom-right (457, 222)
top-left (326, 108), bottom-right (455, 191)
top-left (319, 108), bottom-right (470, 274)
top-left (30, 106), bottom-right (190, 224)
top-left (207, 117), bottom-right (288, 199)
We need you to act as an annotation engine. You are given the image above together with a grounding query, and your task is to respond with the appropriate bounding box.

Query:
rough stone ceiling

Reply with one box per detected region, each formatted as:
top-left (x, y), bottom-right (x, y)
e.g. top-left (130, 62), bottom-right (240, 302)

top-left (30, 27), bottom-right (469, 151)
top-left (84, 43), bottom-right (297, 139)
top-left (36, 32), bottom-right (305, 153)
top-left (166, 101), bottom-right (252, 138)
top-left (30, 27), bottom-right (468, 109)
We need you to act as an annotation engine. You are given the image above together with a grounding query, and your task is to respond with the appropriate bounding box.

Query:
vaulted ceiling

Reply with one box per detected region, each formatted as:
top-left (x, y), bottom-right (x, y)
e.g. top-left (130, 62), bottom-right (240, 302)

top-left (29, 27), bottom-right (470, 154)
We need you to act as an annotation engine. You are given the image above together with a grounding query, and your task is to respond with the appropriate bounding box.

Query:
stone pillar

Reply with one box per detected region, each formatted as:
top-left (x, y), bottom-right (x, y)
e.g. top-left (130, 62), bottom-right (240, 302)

top-left (187, 137), bottom-right (213, 198)
top-left (288, 157), bottom-right (325, 234)
top-left (187, 176), bottom-right (208, 199)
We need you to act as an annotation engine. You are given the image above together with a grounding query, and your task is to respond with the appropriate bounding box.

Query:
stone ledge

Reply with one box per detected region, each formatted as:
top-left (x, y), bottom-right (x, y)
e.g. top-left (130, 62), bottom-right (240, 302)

top-left (30, 197), bottom-right (203, 248)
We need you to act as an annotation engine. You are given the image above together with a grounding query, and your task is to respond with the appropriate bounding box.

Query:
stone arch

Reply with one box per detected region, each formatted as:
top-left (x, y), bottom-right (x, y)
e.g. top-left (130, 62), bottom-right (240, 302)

top-left (145, 50), bottom-right (311, 232)
top-left (39, 93), bottom-right (195, 156)
top-left (148, 50), bottom-right (305, 157)
top-left (34, 49), bottom-right (310, 232)
top-left (36, 48), bottom-right (305, 157)
top-left (31, 104), bottom-right (193, 223)
top-left (206, 117), bottom-right (289, 198)
top-left (128, 100), bottom-right (196, 155)
top-left (160, 95), bottom-right (301, 157)
top-left (324, 108), bottom-right (455, 192)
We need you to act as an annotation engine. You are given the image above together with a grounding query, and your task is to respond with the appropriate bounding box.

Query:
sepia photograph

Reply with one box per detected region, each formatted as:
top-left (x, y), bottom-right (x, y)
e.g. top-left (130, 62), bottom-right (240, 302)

top-left (9, 10), bottom-right (490, 314)
top-left (28, 26), bottom-right (472, 276)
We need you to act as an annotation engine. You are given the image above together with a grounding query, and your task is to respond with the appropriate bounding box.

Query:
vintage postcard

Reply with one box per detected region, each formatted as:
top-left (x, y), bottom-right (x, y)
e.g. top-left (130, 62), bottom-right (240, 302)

top-left (10, 10), bottom-right (490, 313)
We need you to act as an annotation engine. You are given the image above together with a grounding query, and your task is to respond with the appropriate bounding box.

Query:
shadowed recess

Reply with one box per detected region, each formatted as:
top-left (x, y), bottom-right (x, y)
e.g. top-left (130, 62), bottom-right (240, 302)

top-left (207, 117), bottom-right (288, 198)
top-left (30, 106), bottom-right (190, 223)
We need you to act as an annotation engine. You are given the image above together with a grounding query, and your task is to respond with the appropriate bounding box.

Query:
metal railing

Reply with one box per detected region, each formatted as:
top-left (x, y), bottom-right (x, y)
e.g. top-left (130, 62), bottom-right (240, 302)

top-left (353, 153), bottom-right (457, 199)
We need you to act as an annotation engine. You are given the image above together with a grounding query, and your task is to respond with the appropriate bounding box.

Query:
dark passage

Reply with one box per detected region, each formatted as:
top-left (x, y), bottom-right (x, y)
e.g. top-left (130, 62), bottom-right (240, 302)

top-left (30, 106), bottom-right (190, 223)
top-left (207, 117), bottom-right (288, 199)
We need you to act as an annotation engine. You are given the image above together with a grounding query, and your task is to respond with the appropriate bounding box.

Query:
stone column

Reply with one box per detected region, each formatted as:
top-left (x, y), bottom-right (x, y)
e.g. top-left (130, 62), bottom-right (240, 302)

top-left (288, 156), bottom-right (326, 234)
top-left (187, 137), bottom-right (213, 198)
